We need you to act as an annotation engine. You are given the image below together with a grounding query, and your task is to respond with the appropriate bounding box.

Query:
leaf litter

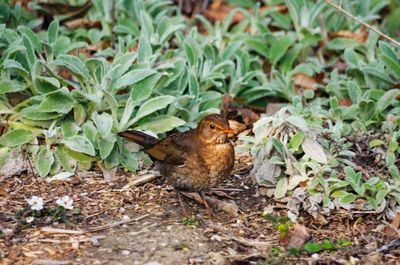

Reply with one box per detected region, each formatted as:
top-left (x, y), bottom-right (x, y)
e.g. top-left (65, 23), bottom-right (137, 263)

top-left (0, 151), bottom-right (399, 264)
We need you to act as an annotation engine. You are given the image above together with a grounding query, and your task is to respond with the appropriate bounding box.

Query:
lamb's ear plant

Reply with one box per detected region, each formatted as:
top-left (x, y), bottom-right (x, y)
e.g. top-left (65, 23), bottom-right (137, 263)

top-left (0, 1), bottom-right (216, 176)
top-left (238, 106), bottom-right (330, 198)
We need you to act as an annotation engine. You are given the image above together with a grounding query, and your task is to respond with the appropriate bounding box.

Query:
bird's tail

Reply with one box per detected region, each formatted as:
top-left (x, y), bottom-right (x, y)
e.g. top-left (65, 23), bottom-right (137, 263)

top-left (119, 130), bottom-right (159, 149)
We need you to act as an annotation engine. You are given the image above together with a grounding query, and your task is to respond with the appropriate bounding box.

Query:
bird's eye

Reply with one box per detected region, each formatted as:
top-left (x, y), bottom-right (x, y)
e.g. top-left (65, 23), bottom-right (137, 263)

top-left (209, 124), bottom-right (216, 129)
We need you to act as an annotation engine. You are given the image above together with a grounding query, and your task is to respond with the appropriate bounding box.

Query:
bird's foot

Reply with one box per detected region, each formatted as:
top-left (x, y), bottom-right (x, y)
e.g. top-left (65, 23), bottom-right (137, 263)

top-left (176, 191), bottom-right (190, 217)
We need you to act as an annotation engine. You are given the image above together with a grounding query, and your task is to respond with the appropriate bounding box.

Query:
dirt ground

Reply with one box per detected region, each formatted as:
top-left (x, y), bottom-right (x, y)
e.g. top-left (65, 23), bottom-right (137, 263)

top-left (1, 154), bottom-right (400, 265)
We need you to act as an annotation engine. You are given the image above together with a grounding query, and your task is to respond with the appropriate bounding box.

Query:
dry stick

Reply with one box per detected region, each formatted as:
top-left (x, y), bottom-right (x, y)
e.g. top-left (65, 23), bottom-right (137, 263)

top-left (111, 0), bottom-right (116, 49)
top-left (86, 213), bottom-right (150, 233)
top-left (324, 0), bottom-right (400, 47)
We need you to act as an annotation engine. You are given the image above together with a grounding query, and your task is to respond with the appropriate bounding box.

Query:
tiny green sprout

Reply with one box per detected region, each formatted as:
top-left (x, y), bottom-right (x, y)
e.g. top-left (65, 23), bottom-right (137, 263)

top-left (181, 216), bottom-right (200, 227)
top-left (304, 239), bottom-right (352, 254)
top-left (263, 214), bottom-right (293, 238)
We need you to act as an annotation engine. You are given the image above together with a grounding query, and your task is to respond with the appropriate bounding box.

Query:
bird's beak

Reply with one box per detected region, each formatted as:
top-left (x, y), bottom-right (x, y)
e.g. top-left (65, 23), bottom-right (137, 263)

top-left (221, 127), bottom-right (236, 134)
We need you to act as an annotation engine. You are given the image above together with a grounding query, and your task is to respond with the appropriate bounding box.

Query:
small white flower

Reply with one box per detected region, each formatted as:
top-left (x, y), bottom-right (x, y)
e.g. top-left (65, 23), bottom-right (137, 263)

top-left (287, 210), bottom-right (297, 223)
top-left (56, 196), bottom-right (74, 210)
top-left (26, 216), bottom-right (35, 223)
top-left (27, 195), bottom-right (44, 211)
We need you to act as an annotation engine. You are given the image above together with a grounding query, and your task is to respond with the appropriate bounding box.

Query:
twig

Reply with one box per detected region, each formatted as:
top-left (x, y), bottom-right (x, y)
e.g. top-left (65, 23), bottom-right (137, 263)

top-left (324, 0), bottom-right (400, 47)
top-left (86, 214), bottom-right (149, 233)
top-left (120, 174), bottom-right (160, 190)
top-left (33, 260), bottom-right (72, 265)
top-left (41, 227), bottom-right (85, 235)
top-left (111, 0), bottom-right (116, 49)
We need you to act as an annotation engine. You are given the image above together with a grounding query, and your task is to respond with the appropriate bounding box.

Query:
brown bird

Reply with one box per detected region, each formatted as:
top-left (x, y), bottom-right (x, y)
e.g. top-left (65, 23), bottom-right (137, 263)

top-left (120, 114), bottom-right (235, 205)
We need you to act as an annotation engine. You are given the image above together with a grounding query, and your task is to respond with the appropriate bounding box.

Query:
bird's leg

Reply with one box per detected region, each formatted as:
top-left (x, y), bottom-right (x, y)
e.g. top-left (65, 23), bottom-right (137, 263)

top-left (199, 191), bottom-right (214, 217)
top-left (176, 191), bottom-right (189, 216)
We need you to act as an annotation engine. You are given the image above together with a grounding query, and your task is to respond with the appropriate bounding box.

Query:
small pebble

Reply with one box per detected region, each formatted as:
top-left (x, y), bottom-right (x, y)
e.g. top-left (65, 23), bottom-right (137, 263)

top-left (122, 249), bottom-right (131, 256)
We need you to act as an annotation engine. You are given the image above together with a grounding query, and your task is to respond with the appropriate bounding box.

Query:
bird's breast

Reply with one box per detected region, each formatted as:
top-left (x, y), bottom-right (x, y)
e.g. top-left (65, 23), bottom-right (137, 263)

top-left (201, 142), bottom-right (235, 181)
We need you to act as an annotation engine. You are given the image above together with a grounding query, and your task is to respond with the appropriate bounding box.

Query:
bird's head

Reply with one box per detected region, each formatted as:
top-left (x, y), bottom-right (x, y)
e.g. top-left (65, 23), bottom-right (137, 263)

top-left (196, 114), bottom-right (236, 144)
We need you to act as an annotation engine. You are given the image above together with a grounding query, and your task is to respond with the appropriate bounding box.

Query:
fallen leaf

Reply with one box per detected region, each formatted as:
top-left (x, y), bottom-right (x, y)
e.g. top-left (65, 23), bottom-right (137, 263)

top-left (328, 27), bottom-right (368, 43)
top-left (293, 73), bottom-right (318, 91)
top-left (361, 252), bottom-right (382, 265)
top-left (0, 152), bottom-right (28, 179)
top-left (266, 103), bottom-right (284, 116)
top-left (228, 120), bottom-right (247, 134)
top-left (382, 212), bottom-right (400, 237)
top-left (204, 2), bottom-right (287, 25)
top-left (287, 223), bottom-right (309, 248)
top-left (0, 187), bottom-right (9, 197)
top-left (338, 98), bottom-right (352, 106)
top-left (301, 137), bottom-right (328, 164)
top-left (237, 107), bottom-right (260, 125)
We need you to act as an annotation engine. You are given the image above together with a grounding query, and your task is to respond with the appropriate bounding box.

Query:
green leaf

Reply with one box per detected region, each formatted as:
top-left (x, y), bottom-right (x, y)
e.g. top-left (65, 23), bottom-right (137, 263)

top-left (183, 39), bottom-right (198, 66)
top-left (36, 147), bottom-right (54, 177)
top-left (246, 37), bottom-right (269, 58)
top-left (55, 146), bottom-right (75, 172)
top-left (53, 55), bottom-right (90, 80)
top-left (339, 193), bottom-right (357, 204)
top-left (375, 189), bottom-right (387, 204)
top-left (331, 190), bottom-right (349, 198)
top-left (369, 139), bottom-right (385, 148)
top-left (367, 197), bottom-right (378, 210)
top-left (47, 19), bottom-right (59, 44)
top-left (34, 76), bottom-right (60, 94)
top-left (61, 118), bottom-right (80, 138)
top-left (62, 135), bottom-right (96, 156)
top-left (223, 41), bottom-right (243, 60)
top-left (271, 138), bottom-right (285, 156)
top-left (375, 89), bottom-right (400, 113)
top-left (38, 90), bottom-right (74, 114)
top-left (92, 112), bottom-right (113, 138)
top-left (0, 129), bottom-right (33, 147)
top-left (326, 38), bottom-right (360, 50)
top-left (20, 106), bottom-right (64, 121)
top-left (97, 135), bottom-right (116, 159)
top-left (348, 81), bottom-right (361, 104)
top-left (344, 166), bottom-right (356, 178)
top-left (304, 242), bottom-right (323, 253)
top-left (21, 35), bottom-right (34, 67)
top-left (0, 79), bottom-right (26, 94)
top-left (120, 148), bottom-right (138, 172)
top-left (18, 25), bottom-right (42, 53)
top-left (379, 41), bottom-right (400, 78)
top-left (112, 69), bottom-right (157, 90)
top-left (136, 115), bottom-right (186, 133)
top-left (130, 73), bottom-right (160, 104)
top-left (189, 71), bottom-right (199, 98)
top-left (269, 35), bottom-right (294, 65)
top-left (82, 121), bottom-right (97, 144)
top-left (138, 35), bottom-right (152, 63)
top-left (74, 103), bottom-right (86, 125)
top-left (274, 177), bottom-right (288, 198)
top-left (130, 95), bottom-right (175, 125)
top-left (288, 132), bottom-right (304, 150)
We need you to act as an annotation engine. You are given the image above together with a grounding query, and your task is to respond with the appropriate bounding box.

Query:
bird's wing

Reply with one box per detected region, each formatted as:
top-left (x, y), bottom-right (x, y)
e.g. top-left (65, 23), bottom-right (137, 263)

top-left (145, 132), bottom-right (195, 165)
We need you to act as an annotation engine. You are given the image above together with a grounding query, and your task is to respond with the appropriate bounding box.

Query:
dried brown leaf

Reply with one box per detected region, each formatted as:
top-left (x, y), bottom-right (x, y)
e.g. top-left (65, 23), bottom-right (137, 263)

top-left (328, 27), bottom-right (368, 43)
top-left (286, 223), bottom-right (309, 248)
top-left (293, 73), bottom-right (318, 91)
top-left (382, 212), bottom-right (400, 237)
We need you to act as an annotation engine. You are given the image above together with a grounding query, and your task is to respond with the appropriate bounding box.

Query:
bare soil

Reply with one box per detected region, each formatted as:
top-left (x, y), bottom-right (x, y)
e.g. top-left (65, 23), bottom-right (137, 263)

top-left (0, 154), bottom-right (399, 265)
